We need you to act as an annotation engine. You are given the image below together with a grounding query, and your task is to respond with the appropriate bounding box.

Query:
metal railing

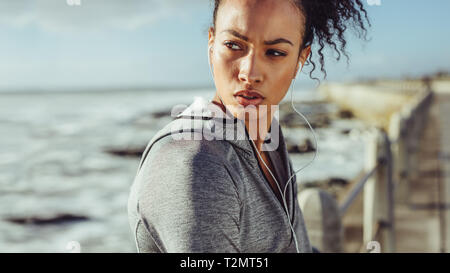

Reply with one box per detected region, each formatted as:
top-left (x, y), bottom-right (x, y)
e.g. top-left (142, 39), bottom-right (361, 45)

top-left (299, 83), bottom-right (434, 253)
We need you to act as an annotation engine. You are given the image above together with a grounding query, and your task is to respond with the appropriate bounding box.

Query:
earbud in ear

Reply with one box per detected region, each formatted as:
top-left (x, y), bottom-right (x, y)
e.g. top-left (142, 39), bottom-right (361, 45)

top-left (208, 46), bottom-right (213, 58)
top-left (293, 64), bottom-right (304, 79)
top-left (208, 46), bottom-right (214, 75)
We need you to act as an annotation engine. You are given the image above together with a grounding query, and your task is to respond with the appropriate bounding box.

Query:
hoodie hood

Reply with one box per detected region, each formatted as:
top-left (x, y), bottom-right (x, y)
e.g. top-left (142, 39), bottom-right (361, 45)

top-left (137, 96), bottom-right (284, 174)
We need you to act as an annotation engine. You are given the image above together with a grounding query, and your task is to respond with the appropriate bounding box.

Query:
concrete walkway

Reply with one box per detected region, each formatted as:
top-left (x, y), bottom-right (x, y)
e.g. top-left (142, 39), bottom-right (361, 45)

top-left (394, 89), bottom-right (450, 252)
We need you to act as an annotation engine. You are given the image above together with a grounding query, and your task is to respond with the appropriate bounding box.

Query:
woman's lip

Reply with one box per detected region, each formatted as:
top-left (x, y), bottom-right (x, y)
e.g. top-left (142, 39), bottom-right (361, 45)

top-left (233, 90), bottom-right (265, 99)
top-left (234, 95), bottom-right (264, 107)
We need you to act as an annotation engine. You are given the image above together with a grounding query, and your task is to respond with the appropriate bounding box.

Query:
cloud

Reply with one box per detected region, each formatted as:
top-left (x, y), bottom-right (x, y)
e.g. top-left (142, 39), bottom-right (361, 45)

top-left (0, 0), bottom-right (208, 32)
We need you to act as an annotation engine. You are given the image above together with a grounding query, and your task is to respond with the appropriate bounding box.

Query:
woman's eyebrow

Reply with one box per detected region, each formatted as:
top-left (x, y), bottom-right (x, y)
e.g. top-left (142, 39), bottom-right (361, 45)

top-left (221, 29), bottom-right (293, 46)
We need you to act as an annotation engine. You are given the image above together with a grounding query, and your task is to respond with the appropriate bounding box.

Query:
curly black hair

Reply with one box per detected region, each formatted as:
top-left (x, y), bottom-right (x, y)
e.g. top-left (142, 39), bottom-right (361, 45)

top-left (210, 0), bottom-right (371, 83)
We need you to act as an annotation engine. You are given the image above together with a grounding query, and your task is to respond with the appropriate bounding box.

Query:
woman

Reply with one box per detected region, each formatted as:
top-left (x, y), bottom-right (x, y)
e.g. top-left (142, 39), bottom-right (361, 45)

top-left (128, 0), bottom-right (370, 253)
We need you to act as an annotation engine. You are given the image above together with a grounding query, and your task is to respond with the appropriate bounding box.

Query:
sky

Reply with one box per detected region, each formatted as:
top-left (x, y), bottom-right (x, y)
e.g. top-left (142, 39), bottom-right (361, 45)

top-left (1, 0), bottom-right (449, 91)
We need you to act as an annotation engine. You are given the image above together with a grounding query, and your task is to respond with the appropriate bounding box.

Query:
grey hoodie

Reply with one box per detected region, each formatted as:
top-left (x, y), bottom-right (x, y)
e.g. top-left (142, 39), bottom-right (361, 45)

top-left (127, 97), bottom-right (312, 253)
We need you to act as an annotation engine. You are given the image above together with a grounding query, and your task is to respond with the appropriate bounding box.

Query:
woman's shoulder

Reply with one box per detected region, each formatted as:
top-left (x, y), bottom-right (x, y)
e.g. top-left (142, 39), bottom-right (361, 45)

top-left (145, 116), bottom-right (231, 162)
top-left (135, 131), bottom-right (241, 206)
top-left (134, 116), bottom-right (244, 192)
top-left (149, 131), bottom-right (229, 167)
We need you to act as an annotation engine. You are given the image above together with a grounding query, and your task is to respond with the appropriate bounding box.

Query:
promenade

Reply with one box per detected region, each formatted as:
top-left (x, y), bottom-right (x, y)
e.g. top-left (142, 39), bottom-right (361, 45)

top-left (318, 80), bottom-right (450, 252)
top-left (394, 87), bottom-right (450, 252)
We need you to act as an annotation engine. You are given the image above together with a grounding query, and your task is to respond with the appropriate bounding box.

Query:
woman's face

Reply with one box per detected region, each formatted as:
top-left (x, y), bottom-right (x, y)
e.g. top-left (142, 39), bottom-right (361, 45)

top-left (208, 0), bottom-right (310, 121)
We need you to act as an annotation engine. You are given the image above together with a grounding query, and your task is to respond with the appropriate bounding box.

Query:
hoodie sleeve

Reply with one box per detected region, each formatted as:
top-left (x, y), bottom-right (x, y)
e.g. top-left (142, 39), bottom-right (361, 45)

top-left (135, 140), bottom-right (242, 253)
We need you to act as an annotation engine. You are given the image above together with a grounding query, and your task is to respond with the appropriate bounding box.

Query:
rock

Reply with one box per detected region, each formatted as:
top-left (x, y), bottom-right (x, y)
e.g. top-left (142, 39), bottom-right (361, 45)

top-left (129, 109), bottom-right (174, 127)
top-left (279, 100), bottom-right (333, 129)
top-left (299, 177), bottom-right (350, 199)
top-left (313, 115), bottom-right (331, 128)
top-left (338, 109), bottom-right (354, 119)
top-left (104, 146), bottom-right (145, 158)
top-left (287, 138), bottom-right (316, 154)
top-left (280, 112), bottom-right (330, 129)
top-left (327, 177), bottom-right (349, 187)
top-left (5, 213), bottom-right (90, 226)
top-left (152, 110), bottom-right (171, 119)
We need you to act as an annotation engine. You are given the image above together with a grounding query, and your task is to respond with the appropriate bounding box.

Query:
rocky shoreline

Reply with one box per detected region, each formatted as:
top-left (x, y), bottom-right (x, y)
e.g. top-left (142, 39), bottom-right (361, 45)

top-left (105, 98), bottom-right (360, 158)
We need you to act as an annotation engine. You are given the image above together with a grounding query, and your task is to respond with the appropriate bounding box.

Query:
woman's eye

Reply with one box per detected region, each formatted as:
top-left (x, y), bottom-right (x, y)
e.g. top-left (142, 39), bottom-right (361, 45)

top-left (267, 49), bottom-right (286, 57)
top-left (224, 42), bottom-right (286, 57)
top-left (224, 41), bottom-right (241, 50)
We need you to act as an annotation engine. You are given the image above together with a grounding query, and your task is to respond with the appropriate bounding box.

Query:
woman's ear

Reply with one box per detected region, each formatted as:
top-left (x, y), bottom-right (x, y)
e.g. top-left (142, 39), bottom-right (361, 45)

top-left (294, 45), bottom-right (311, 78)
top-left (208, 27), bottom-right (215, 53)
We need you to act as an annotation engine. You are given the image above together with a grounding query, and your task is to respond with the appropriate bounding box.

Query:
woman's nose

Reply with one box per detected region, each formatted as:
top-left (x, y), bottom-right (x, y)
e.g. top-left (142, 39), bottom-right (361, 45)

top-left (238, 52), bottom-right (263, 85)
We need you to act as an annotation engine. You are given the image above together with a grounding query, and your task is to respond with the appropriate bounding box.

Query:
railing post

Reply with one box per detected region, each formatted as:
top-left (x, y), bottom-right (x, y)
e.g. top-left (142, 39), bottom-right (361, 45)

top-left (379, 131), bottom-right (396, 253)
top-left (363, 129), bottom-right (395, 252)
top-left (400, 106), bottom-right (413, 203)
top-left (298, 188), bottom-right (343, 253)
top-left (389, 112), bottom-right (408, 204)
top-left (363, 129), bottom-right (381, 246)
top-left (410, 110), bottom-right (420, 183)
